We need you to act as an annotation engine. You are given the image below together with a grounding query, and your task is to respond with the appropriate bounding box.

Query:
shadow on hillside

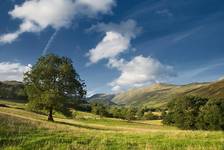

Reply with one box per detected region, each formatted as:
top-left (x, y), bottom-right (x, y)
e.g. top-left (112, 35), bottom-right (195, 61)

top-left (55, 120), bottom-right (114, 131)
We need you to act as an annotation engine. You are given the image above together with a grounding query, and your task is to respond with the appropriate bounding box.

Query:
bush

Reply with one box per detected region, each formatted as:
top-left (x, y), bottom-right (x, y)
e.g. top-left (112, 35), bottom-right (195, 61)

top-left (91, 103), bottom-right (111, 117)
top-left (109, 107), bottom-right (125, 119)
top-left (136, 108), bottom-right (144, 119)
top-left (124, 107), bottom-right (137, 121)
top-left (143, 112), bottom-right (160, 120)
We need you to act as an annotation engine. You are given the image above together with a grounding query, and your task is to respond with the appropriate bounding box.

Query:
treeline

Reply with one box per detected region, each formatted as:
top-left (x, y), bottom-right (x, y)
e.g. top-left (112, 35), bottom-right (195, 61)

top-left (0, 81), bottom-right (27, 100)
top-left (163, 96), bottom-right (224, 130)
top-left (27, 96), bottom-right (161, 121)
top-left (90, 103), bottom-right (161, 121)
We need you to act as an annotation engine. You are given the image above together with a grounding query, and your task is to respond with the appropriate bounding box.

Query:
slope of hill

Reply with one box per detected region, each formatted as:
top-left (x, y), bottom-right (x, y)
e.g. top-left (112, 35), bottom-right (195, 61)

top-left (1, 100), bottom-right (223, 150)
top-left (114, 80), bottom-right (224, 108)
top-left (89, 79), bottom-right (224, 108)
top-left (87, 93), bottom-right (116, 105)
top-left (0, 81), bottom-right (27, 101)
top-left (112, 82), bottom-right (209, 108)
top-left (187, 79), bottom-right (224, 98)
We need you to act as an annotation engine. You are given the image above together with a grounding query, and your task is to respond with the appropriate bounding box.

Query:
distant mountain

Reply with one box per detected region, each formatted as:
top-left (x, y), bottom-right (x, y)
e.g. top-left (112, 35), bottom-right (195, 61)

top-left (3, 79), bottom-right (223, 108)
top-left (89, 79), bottom-right (224, 108)
top-left (0, 81), bottom-right (27, 100)
top-left (187, 79), bottom-right (224, 98)
top-left (112, 82), bottom-right (209, 108)
top-left (87, 93), bottom-right (116, 105)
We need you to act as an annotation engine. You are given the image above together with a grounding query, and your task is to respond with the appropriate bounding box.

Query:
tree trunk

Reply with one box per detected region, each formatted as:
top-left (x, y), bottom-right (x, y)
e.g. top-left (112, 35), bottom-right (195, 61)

top-left (48, 108), bottom-right (54, 121)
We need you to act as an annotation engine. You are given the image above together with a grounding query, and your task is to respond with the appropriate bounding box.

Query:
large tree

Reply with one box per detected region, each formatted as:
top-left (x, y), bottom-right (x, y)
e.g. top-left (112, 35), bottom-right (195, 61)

top-left (24, 54), bottom-right (86, 121)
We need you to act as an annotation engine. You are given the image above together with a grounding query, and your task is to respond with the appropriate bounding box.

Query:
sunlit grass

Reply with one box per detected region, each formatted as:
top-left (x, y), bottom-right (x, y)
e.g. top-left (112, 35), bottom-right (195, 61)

top-left (0, 100), bottom-right (223, 150)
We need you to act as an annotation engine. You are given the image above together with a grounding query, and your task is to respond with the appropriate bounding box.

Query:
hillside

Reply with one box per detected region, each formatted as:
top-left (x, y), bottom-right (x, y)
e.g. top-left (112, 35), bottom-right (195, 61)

top-left (187, 79), bottom-right (224, 98)
top-left (112, 82), bottom-right (209, 108)
top-left (0, 81), bottom-right (27, 101)
top-left (87, 93), bottom-right (116, 105)
top-left (89, 79), bottom-right (224, 108)
top-left (0, 99), bottom-right (223, 150)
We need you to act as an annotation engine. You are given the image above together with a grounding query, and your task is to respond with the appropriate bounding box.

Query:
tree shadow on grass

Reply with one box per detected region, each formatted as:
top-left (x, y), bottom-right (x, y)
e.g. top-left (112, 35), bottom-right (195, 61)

top-left (131, 121), bottom-right (159, 126)
top-left (0, 104), bottom-right (10, 107)
top-left (55, 120), bottom-right (114, 131)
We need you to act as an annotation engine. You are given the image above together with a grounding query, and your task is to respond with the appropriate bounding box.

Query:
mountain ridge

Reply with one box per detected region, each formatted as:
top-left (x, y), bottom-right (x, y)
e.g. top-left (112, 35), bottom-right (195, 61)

top-left (89, 79), bottom-right (224, 108)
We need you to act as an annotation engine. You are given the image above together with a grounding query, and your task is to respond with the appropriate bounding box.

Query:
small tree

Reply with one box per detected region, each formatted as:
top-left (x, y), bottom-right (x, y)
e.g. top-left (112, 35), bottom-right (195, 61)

top-left (125, 107), bottom-right (137, 121)
top-left (91, 103), bottom-right (109, 117)
top-left (136, 107), bottom-right (145, 119)
top-left (143, 112), bottom-right (159, 120)
top-left (109, 106), bottom-right (124, 119)
top-left (24, 54), bottom-right (86, 121)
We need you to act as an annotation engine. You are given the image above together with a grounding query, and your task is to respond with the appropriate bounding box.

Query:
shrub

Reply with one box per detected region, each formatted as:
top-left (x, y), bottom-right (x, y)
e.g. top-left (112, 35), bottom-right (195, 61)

top-left (124, 107), bottom-right (137, 121)
top-left (91, 103), bottom-right (110, 117)
top-left (143, 112), bottom-right (160, 120)
top-left (197, 98), bottom-right (224, 130)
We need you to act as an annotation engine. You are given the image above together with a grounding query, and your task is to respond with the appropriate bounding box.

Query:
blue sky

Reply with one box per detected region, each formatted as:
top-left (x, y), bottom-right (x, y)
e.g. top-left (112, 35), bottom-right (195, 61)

top-left (0, 0), bottom-right (224, 95)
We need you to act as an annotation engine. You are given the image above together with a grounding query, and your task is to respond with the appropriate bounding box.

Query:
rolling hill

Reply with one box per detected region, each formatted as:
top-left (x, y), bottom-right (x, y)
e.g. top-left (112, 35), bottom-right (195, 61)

top-left (89, 79), bottom-right (224, 108)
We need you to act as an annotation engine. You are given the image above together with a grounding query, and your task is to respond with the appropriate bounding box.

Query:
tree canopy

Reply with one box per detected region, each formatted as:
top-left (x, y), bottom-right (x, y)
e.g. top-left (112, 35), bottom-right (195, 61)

top-left (24, 54), bottom-right (86, 121)
top-left (163, 96), bottom-right (224, 130)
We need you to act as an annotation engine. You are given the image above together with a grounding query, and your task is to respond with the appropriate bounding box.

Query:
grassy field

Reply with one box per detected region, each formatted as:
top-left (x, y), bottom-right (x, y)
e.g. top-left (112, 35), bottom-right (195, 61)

top-left (0, 100), bottom-right (223, 150)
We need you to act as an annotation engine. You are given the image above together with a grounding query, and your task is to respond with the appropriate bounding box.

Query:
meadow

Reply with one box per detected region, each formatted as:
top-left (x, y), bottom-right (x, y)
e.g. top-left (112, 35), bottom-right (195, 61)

top-left (0, 99), bottom-right (223, 150)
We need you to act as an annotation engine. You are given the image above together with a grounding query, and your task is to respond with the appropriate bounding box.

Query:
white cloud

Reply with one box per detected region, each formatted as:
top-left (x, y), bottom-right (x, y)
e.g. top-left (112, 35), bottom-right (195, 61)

top-left (111, 85), bottom-right (121, 92)
top-left (0, 32), bottom-right (20, 44)
top-left (87, 20), bottom-right (141, 63)
top-left (75, 0), bottom-right (115, 16)
top-left (0, 0), bottom-right (115, 44)
top-left (219, 76), bottom-right (224, 81)
top-left (87, 31), bottom-right (130, 63)
top-left (108, 56), bottom-right (176, 91)
top-left (10, 0), bottom-right (76, 29)
top-left (0, 62), bottom-right (32, 81)
top-left (87, 20), bottom-right (175, 92)
top-left (88, 19), bottom-right (141, 38)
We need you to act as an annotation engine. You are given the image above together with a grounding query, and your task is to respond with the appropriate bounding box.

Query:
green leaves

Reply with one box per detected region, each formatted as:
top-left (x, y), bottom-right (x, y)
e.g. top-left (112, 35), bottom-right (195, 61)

top-left (197, 98), bottom-right (224, 130)
top-left (24, 54), bottom-right (86, 120)
top-left (163, 96), bottom-right (224, 130)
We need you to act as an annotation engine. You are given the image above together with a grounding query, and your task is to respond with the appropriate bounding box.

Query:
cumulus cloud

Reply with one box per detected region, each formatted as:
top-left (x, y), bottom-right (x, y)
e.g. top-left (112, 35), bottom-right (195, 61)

top-left (87, 20), bottom-right (141, 63)
top-left (87, 19), bottom-right (175, 91)
top-left (87, 31), bottom-right (130, 63)
top-left (0, 62), bottom-right (32, 81)
top-left (0, 0), bottom-right (115, 44)
top-left (108, 56), bottom-right (176, 92)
